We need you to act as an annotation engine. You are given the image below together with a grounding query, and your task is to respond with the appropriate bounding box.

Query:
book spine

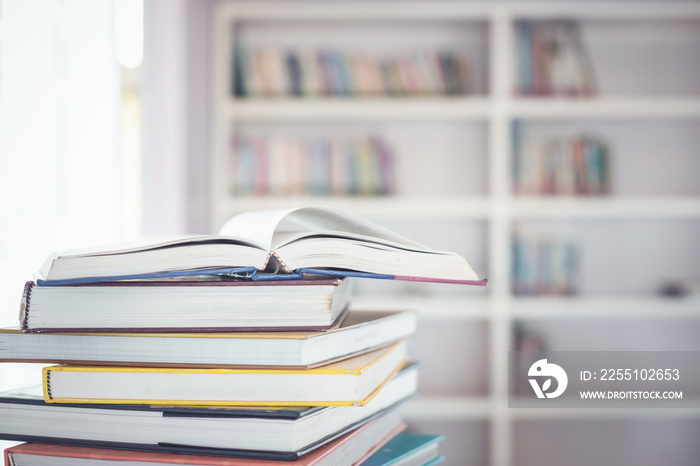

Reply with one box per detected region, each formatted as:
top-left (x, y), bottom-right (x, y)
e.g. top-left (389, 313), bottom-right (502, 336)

top-left (286, 51), bottom-right (303, 96)
top-left (43, 367), bottom-right (53, 402)
top-left (19, 281), bottom-right (34, 333)
top-left (232, 46), bottom-right (247, 97)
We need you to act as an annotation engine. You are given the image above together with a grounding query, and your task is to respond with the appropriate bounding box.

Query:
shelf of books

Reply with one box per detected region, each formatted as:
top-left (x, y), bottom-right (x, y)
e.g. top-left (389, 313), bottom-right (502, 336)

top-left (211, 2), bottom-right (700, 465)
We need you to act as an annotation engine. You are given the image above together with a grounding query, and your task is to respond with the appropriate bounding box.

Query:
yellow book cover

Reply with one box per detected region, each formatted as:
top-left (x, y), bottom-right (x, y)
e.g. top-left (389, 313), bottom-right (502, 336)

top-left (43, 341), bottom-right (407, 407)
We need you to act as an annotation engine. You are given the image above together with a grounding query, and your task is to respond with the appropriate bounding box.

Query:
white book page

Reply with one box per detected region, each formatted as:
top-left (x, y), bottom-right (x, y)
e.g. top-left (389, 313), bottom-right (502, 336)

top-left (219, 208), bottom-right (297, 250)
top-left (38, 236), bottom-right (269, 280)
top-left (51, 236), bottom-right (265, 259)
top-left (220, 207), bottom-right (431, 252)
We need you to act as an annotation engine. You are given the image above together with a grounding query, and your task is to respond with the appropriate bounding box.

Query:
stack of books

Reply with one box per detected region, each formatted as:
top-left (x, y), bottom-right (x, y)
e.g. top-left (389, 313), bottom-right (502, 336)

top-left (1, 207), bottom-right (486, 465)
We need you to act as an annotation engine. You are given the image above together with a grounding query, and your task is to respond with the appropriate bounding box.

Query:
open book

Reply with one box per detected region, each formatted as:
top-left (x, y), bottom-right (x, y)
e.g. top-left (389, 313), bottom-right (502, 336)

top-left (38, 207), bottom-right (486, 286)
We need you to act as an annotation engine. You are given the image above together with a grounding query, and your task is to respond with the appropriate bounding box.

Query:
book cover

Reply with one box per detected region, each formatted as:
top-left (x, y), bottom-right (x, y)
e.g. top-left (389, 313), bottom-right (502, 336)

top-left (0, 363), bottom-right (419, 458)
top-left (362, 433), bottom-right (444, 466)
top-left (20, 278), bottom-right (351, 334)
top-left (43, 342), bottom-right (408, 406)
top-left (1, 310), bottom-right (416, 368)
top-left (3, 413), bottom-right (405, 465)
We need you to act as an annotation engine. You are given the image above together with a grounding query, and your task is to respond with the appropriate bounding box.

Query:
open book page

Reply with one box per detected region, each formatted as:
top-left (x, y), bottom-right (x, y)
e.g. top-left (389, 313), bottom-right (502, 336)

top-left (219, 209), bottom-right (296, 250)
top-left (38, 236), bottom-right (269, 281)
top-left (220, 207), bottom-right (431, 252)
top-left (44, 236), bottom-right (266, 259)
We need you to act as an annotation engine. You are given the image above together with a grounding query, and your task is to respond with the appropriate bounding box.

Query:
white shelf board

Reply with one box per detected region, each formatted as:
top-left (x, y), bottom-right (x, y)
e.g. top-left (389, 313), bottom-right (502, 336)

top-left (510, 98), bottom-right (700, 120)
top-left (400, 395), bottom-right (492, 420)
top-left (225, 196), bottom-right (492, 219)
top-left (219, 2), bottom-right (700, 22)
top-left (510, 295), bottom-right (700, 320)
top-left (352, 294), bottom-right (490, 320)
top-left (224, 97), bottom-right (700, 121)
top-left (510, 196), bottom-right (700, 219)
top-left (507, 2), bottom-right (700, 20)
top-left (225, 97), bottom-right (492, 121)
top-left (218, 2), bottom-right (494, 21)
top-left (510, 403), bottom-right (700, 420)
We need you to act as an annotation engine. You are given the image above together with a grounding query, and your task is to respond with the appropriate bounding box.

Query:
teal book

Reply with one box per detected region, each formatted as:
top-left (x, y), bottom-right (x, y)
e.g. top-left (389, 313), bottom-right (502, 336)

top-left (423, 457), bottom-right (445, 466)
top-left (361, 432), bottom-right (444, 466)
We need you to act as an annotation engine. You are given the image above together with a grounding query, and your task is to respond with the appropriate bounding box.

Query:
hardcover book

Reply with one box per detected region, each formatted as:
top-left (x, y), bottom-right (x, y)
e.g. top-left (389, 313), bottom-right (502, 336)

top-left (42, 342), bottom-right (407, 406)
top-left (19, 278), bottom-right (352, 333)
top-left (3, 411), bottom-right (405, 465)
top-left (36, 207), bottom-right (486, 286)
top-left (2, 310), bottom-right (416, 368)
top-left (0, 363), bottom-right (418, 459)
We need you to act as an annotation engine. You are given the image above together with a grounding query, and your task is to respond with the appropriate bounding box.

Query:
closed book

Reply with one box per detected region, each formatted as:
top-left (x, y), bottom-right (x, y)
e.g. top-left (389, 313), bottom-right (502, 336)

top-left (43, 342), bottom-right (408, 406)
top-left (1, 310), bottom-right (415, 368)
top-left (3, 411), bottom-right (405, 465)
top-left (362, 433), bottom-right (444, 466)
top-left (36, 207), bottom-right (485, 286)
top-left (20, 278), bottom-right (352, 334)
top-left (0, 363), bottom-right (418, 459)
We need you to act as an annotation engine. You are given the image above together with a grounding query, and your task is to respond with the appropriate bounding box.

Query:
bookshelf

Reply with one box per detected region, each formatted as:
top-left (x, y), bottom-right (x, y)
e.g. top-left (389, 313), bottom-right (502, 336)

top-left (211, 2), bottom-right (700, 465)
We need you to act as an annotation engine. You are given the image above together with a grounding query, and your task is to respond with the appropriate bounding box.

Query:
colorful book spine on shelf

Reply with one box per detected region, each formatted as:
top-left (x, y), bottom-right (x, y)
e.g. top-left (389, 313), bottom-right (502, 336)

top-left (233, 47), bottom-right (471, 97)
top-left (512, 324), bottom-right (548, 396)
top-left (231, 135), bottom-right (395, 197)
top-left (514, 20), bottom-right (597, 96)
top-left (512, 234), bottom-right (579, 296)
top-left (512, 123), bottom-right (610, 196)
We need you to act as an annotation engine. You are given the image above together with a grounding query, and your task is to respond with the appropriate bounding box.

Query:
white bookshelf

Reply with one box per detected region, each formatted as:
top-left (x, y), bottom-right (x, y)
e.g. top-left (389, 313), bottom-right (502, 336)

top-left (226, 97), bottom-right (494, 121)
top-left (510, 97), bottom-right (700, 119)
top-left (224, 196), bottom-right (493, 219)
top-left (401, 396), bottom-right (493, 420)
top-left (211, 3), bottom-right (700, 465)
top-left (510, 197), bottom-right (700, 219)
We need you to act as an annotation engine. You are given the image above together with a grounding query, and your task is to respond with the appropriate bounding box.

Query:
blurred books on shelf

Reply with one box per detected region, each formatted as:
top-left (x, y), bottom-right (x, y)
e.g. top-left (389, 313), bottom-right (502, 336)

top-left (514, 20), bottom-right (596, 97)
top-left (512, 234), bottom-right (579, 296)
top-left (234, 48), bottom-right (471, 97)
top-left (232, 135), bottom-right (395, 197)
top-left (511, 325), bottom-right (548, 397)
top-left (513, 123), bottom-right (610, 196)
